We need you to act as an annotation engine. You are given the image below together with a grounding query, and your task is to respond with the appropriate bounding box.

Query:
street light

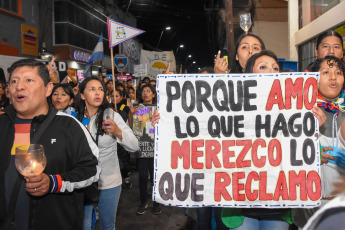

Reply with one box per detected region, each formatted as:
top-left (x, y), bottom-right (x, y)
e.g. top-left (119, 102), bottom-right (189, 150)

top-left (184, 54), bottom-right (192, 63)
top-left (175, 44), bottom-right (184, 55)
top-left (157, 26), bottom-right (171, 48)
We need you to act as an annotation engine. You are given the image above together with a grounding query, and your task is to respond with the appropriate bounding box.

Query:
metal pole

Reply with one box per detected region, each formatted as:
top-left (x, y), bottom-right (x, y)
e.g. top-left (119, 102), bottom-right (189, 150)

top-left (156, 30), bottom-right (164, 49)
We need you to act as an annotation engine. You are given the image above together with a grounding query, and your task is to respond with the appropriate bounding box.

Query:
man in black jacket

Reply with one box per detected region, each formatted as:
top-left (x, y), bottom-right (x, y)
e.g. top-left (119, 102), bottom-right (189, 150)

top-left (0, 59), bottom-right (100, 230)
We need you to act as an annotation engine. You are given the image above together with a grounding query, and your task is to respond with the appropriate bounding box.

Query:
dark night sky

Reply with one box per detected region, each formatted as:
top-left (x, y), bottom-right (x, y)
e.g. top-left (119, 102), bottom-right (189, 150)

top-left (117, 0), bottom-right (216, 71)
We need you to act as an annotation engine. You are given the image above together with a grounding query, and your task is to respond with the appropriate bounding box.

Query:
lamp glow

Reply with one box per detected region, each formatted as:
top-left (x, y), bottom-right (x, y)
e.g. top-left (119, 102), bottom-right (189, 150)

top-left (15, 144), bottom-right (46, 177)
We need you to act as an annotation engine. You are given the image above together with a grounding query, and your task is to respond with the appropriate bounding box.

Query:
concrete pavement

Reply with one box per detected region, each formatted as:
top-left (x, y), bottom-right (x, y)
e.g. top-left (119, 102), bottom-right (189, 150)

top-left (96, 169), bottom-right (198, 230)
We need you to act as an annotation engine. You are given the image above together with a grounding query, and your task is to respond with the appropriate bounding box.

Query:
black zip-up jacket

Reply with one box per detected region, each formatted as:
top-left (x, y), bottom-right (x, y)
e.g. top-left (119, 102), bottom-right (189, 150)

top-left (0, 105), bottom-right (100, 230)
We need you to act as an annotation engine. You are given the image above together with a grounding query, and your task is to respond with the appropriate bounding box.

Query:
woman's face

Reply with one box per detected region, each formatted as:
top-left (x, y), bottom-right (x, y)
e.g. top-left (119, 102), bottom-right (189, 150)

top-left (236, 36), bottom-right (263, 70)
top-left (315, 36), bottom-right (343, 59)
top-left (106, 81), bottom-right (113, 92)
top-left (318, 60), bottom-right (344, 100)
top-left (111, 90), bottom-right (122, 104)
top-left (141, 86), bottom-right (155, 104)
top-left (51, 87), bottom-right (73, 111)
top-left (117, 85), bottom-right (124, 93)
top-left (81, 80), bottom-right (104, 108)
top-left (128, 89), bottom-right (135, 100)
top-left (253, 56), bottom-right (279, 74)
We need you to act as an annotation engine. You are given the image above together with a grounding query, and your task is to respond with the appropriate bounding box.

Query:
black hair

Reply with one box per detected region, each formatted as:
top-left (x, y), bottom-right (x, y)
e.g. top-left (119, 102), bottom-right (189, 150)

top-left (229, 33), bottom-right (266, 74)
top-left (139, 81), bottom-right (146, 88)
top-left (8, 59), bottom-right (50, 86)
top-left (0, 68), bottom-right (5, 83)
top-left (244, 50), bottom-right (279, 73)
top-left (0, 81), bottom-right (10, 108)
top-left (128, 86), bottom-right (135, 92)
top-left (143, 77), bottom-right (150, 82)
top-left (309, 55), bottom-right (345, 89)
top-left (116, 82), bottom-right (124, 90)
top-left (139, 83), bottom-right (157, 104)
top-left (50, 83), bottom-right (75, 110)
top-left (198, 67), bottom-right (214, 74)
top-left (316, 30), bottom-right (343, 52)
top-left (51, 83), bottom-right (74, 100)
top-left (75, 76), bottom-right (111, 136)
top-left (112, 88), bottom-right (123, 97)
top-left (105, 79), bottom-right (113, 86)
top-left (67, 81), bottom-right (79, 89)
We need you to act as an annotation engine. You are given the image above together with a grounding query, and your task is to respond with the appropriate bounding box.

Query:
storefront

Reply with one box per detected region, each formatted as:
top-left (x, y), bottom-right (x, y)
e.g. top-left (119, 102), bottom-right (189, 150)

top-left (54, 45), bottom-right (103, 83)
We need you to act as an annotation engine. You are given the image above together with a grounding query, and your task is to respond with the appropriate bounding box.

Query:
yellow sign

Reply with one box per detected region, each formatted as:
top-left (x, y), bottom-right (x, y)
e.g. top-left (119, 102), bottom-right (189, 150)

top-left (21, 24), bottom-right (38, 56)
top-left (335, 24), bottom-right (345, 49)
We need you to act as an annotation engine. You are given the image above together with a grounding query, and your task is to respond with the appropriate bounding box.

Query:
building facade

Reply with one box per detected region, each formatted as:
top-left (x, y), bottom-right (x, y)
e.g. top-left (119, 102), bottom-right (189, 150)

top-left (0, 0), bottom-right (141, 81)
top-left (288, 0), bottom-right (345, 71)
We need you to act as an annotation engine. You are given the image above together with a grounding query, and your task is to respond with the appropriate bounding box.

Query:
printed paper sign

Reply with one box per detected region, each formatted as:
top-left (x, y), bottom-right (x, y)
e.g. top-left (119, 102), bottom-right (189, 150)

top-left (134, 63), bottom-right (148, 77)
top-left (21, 24), bottom-right (38, 56)
top-left (154, 72), bottom-right (322, 208)
top-left (133, 105), bottom-right (156, 158)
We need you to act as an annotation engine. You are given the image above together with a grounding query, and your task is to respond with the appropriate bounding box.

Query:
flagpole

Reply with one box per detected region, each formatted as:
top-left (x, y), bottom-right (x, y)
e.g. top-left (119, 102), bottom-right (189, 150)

top-left (134, 79), bottom-right (137, 103)
top-left (111, 47), bottom-right (117, 112)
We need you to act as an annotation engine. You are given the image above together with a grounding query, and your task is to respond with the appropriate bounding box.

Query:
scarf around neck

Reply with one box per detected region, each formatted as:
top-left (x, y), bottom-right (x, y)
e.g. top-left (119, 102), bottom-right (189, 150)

top-left (316, 90), bottom-right (345, 115)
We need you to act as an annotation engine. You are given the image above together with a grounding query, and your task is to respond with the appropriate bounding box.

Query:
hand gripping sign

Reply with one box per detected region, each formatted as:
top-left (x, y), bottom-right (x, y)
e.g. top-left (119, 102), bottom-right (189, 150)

top-left (154, 72), bottom-right (322, 209)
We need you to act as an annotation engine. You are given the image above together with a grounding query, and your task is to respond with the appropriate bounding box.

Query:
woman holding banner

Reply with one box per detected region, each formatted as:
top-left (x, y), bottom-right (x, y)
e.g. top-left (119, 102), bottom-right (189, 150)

top-left (152, 51), bottom-right (291, 229)
top-left (294, 56), bottom-right (345, 228)
top-left (135, 83), bottom-right (161, 215)
top-left (218, 51), bottom-right (293, 230)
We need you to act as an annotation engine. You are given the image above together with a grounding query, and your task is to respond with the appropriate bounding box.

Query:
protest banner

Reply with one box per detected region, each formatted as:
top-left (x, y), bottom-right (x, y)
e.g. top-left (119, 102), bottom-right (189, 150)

top-left (154, 72), bottom-right (322, 208)
top-left (133, 105), bottom-right (156, 158)
top-left (140, 49), bottom-right (176, 79)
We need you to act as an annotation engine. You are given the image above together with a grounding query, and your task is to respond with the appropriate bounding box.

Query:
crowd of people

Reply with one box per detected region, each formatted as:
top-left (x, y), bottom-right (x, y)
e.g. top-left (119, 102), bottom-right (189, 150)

top-left (0, 29), bottom-right (345, 230)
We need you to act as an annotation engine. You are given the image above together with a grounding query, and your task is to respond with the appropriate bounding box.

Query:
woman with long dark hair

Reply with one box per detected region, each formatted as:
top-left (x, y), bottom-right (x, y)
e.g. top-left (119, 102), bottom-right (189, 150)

top-left (305, 30), bottom-right (343, 71)
top-left (75, 76), bottom-right (139, 230)
top-left (135, 83), bottom-right (160, 215)
top-left (220, 51), bottom-right (293, 230)
top-left (50, 83), bottom-right (75, 112)
top-left (214, 33), bottom-right (266, 74)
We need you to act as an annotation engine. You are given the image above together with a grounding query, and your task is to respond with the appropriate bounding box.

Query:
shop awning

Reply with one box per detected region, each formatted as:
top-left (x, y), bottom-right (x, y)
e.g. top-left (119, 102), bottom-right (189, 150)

top-left (0, 40), bottom-right (19, 56)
